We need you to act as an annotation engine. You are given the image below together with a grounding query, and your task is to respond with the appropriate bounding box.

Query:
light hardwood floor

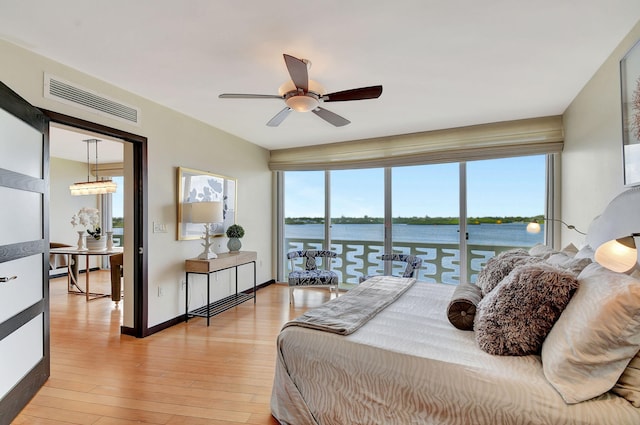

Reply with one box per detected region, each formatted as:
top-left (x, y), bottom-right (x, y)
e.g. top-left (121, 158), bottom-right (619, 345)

top-left (13, 272), bottom-right (333, 424)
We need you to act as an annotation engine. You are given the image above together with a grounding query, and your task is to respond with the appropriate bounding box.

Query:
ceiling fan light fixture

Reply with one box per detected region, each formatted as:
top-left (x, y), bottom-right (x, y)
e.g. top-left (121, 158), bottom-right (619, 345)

top-left (285, 95), bottom-right (319, 112)
top-left (220, 53), bottom-right (382, 126)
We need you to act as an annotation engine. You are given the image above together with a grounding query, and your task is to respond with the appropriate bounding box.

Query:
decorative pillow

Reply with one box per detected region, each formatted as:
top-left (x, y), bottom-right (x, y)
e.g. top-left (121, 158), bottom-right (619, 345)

top-left (561, 243), bottom-right (579, 257)
top-left (529, 243), bottom-right (557, 259)
top-left (545, 252), bottom-right (592, 275)
top-left (476, 249), bottom-right (541, 296)
top-left (612, 351), bottom-right (640, 407)
top-left (541, 263), bottom-right (640, 404)
top-left (574, 244), bottom-right (595, 261)
top-left (475, 263), bottom-right (578, 356)
top-left (447, 283), bottom-right (482, 331)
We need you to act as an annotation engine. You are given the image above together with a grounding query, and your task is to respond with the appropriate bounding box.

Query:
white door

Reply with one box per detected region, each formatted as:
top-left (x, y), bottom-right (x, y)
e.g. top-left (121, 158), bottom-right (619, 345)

top-left (0, 81), bottom-right (49, 424)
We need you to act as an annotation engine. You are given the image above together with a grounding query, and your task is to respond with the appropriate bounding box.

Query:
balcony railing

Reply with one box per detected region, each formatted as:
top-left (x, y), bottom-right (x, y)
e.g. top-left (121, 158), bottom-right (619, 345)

top-left (285, 238), bottom-right (521, 285)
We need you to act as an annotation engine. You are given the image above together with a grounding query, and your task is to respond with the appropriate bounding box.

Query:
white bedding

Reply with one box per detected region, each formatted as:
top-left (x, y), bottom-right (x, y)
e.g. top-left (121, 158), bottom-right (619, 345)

top-left (271, 281), bottom-right (640, 425)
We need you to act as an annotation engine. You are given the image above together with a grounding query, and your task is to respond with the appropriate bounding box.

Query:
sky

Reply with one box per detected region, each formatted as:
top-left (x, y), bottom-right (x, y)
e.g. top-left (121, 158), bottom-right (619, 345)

top-left (284, 155), bottom-right (546, 218)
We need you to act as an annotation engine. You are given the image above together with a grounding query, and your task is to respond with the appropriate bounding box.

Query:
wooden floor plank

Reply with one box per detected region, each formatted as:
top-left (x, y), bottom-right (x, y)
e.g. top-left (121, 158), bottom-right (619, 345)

top-left (13, 272), bottom-right (334, 424)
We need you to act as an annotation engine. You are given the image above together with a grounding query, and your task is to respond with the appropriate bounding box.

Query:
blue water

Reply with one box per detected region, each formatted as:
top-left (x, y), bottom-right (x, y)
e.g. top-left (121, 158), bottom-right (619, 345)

top-left (285, 222), bottom-right (543, 247)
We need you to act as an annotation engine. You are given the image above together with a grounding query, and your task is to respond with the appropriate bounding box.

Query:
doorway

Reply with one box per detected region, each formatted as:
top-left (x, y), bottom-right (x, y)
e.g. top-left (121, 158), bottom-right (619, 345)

top-left (43, 109), bottom-right (149, 337)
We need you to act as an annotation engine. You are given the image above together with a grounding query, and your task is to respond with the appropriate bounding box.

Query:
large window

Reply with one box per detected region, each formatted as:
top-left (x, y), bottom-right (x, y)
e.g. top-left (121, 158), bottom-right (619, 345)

top-left (280, 155), bottom-right (546, 285)
top-left (392, 163), bottom-right (460, 283)
top-left (283, 170), bottom-right (326, 264)
top-left (331, 169), bottom-right (384, 284)
top-left (465, 156), bottom-right (546, 282)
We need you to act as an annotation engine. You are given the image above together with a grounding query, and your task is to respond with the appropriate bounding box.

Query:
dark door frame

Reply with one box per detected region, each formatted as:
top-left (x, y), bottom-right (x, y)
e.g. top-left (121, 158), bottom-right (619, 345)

top-left (42, 109), bottom-right (149, 337)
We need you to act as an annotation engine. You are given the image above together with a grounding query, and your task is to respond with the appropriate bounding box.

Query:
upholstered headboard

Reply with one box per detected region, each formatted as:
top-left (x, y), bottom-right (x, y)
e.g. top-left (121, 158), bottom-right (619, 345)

top-left (584, 186), bottom-right (640, 251)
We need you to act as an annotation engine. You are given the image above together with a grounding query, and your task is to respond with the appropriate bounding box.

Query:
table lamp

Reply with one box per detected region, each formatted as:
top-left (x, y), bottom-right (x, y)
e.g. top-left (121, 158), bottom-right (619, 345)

top-left (594, 233), bottom-right (639, 273)
top-left (185, 201), bottom-right (224, 259)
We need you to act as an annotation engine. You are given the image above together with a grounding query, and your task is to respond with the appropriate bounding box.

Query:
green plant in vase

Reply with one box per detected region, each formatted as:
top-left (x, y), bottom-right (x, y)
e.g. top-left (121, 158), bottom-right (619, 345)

top-left (71, 207), bottom-right (105, 251)
top-left (226, 224), bottom-right (245, 252)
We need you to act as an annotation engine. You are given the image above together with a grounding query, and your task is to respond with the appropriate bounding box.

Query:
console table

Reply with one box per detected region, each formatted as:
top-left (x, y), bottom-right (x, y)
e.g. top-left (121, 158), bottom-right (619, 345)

top-left (185, 251), bottom-right (257, 326)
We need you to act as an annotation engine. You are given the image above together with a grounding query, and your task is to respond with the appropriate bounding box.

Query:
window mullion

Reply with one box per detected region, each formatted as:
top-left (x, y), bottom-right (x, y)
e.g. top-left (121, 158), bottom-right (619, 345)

top-left (459, 162), bottom-right (468, 285)
top-left (384, 167), bottom-right (392, 275)
top-left (325, 170), bottom-right (331, 250)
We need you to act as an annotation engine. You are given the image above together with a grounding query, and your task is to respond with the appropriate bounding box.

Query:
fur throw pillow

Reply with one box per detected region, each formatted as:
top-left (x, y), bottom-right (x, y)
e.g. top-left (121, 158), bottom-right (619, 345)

top-left (476, 249), bottom-right (542, 296)
top-left (475, 262), bottom-right (579, 356)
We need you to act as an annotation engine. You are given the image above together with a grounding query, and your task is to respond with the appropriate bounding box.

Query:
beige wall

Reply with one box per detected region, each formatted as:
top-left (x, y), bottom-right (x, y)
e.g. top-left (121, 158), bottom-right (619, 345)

top-left (562, 20), bottom-right (640, 249)
top-left (0, 40), bottom-right (273, 328)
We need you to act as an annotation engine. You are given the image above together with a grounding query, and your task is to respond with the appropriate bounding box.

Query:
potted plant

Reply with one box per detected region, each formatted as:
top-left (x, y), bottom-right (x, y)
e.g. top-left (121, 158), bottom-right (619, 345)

top-left (226, 224), bottom-right (245, 252)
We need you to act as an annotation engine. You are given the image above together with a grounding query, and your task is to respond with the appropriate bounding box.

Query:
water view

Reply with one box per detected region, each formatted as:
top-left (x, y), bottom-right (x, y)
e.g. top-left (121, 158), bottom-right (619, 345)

top-left (286, 222), bottom-right (544, 247)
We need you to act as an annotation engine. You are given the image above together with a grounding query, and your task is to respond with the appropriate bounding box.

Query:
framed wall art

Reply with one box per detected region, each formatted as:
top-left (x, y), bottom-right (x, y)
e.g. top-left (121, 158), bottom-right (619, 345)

top-left (177, 167), bottom-right (237, 240)
top-left (621, 39), bottom-right (640, 186)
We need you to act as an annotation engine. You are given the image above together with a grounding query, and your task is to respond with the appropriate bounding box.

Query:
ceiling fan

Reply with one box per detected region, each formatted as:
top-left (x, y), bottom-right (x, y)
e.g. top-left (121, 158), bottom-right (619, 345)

top-left (219, 54), bottom-right (383, 127)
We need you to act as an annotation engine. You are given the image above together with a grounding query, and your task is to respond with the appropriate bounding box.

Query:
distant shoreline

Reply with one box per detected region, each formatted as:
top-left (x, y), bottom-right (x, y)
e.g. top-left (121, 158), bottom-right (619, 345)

top-left (285, 215), bottom-right (544, 225)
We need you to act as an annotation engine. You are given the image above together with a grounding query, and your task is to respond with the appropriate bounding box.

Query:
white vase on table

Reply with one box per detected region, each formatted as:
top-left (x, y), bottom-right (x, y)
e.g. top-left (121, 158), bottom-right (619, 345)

top-left (76, 230), bottom-right (87, 251)
top-left (106, 231), bottom-right (114, 250)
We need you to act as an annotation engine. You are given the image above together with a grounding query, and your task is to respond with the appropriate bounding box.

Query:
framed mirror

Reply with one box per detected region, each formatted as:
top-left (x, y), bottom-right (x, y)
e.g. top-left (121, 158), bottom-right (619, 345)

top-left (177, 167), bottom-right (237, 240)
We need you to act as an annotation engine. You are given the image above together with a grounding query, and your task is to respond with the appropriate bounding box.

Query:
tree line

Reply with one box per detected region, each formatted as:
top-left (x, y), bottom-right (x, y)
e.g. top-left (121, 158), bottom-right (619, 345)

top-left (285, 215), bottom-right (545, 225)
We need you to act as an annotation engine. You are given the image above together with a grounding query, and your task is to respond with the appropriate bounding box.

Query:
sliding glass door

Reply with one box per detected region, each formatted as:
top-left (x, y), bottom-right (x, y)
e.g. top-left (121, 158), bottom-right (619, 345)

top-left (283, 171), bottom-right (326, 274)
top-left (331, 169), bottom-right (384, 284)
top-left (280, 154), bottom-right (547, 285)
top-left (466, 156), bottom-right (546, 282)
top-left (392, 163), bottom-right (460, 283)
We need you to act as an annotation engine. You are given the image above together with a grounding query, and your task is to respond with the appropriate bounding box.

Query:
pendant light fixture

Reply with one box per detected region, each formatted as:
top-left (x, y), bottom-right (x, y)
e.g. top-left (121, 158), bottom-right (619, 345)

top-left (69, 138), bottom-right (117, 196)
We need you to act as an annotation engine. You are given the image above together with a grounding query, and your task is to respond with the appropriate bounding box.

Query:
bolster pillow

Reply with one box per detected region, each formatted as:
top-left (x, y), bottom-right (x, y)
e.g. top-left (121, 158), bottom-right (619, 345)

top-left (447, 282), bottom-right (483, 330)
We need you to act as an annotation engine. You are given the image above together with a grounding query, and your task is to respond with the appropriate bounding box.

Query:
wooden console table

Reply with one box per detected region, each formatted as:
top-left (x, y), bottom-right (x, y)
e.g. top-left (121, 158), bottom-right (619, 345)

top-left (185, 251), bottom-right (257, 326)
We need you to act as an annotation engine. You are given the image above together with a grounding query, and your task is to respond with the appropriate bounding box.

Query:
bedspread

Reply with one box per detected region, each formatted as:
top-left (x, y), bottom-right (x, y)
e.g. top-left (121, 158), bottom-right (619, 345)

top-left (271, 281), bottom-right (640, 425)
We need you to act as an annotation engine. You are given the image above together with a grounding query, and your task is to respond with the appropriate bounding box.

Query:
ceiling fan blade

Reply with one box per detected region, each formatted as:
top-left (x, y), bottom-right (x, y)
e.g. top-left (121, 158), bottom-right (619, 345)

top-left (312, 107), bottom-right (351, 127)
top-left (322, 85), bottom-right (383, 102)
top-left (266, 107), bottom-right (292, 127)
top-left (219, 93), bottom-right (283, 99)
top-left (283, 54), bottom-right (309, 92)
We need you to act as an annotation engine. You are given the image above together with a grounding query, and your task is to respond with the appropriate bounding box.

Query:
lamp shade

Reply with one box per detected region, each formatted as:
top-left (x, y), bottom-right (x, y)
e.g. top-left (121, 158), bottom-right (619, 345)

top-left (594, 236), bottom-right (638, 273)
top-left (526, 221), bottom-right (541, 234)
top-left (184, 201), bottom-right (223, 224)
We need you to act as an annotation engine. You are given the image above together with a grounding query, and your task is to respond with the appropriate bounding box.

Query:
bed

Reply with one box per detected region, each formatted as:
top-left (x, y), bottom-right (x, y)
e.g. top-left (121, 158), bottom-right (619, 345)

top-left (271, 187), bottom-right (640, 425)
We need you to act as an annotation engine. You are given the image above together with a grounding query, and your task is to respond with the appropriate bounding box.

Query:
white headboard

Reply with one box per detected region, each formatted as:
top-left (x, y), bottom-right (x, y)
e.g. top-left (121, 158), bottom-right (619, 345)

top-left (584, 186), bottom-right (640, 250)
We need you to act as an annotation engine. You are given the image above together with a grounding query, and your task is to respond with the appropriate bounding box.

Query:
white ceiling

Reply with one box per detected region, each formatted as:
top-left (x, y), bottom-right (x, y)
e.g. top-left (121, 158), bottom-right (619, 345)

top-left (49, 124), bottom-right (124, 164)
top-left (1, 1), bottom-right (640, 152)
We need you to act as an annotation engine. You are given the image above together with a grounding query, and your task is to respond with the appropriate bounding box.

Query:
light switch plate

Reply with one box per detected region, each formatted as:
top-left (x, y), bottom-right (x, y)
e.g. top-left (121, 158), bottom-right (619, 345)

top-left (153, 222), bottom-right (167, 233)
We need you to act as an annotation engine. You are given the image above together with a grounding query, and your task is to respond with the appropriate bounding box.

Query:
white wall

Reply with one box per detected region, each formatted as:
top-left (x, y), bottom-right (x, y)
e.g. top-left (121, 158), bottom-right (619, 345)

top-left (562, 20), bottom-right (640, 248)
top-left (0, 40), bottom-right (273, 328)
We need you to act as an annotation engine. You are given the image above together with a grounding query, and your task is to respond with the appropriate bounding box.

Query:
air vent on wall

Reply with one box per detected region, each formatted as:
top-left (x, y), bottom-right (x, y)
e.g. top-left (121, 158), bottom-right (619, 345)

top-left (44, 73), bottom-right (141, 126)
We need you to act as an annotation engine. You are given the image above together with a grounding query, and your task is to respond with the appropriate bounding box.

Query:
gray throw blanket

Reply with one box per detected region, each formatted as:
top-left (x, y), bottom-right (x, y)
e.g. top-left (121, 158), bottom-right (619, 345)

top-left (283, 275), bottom-right (416, 335)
